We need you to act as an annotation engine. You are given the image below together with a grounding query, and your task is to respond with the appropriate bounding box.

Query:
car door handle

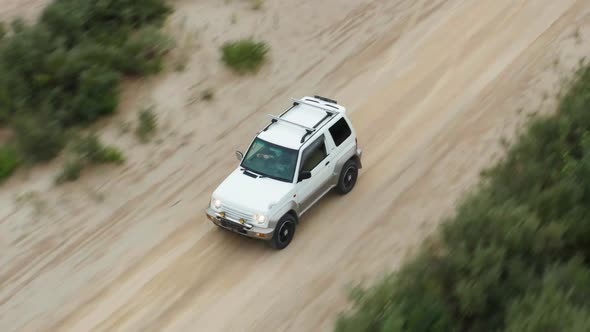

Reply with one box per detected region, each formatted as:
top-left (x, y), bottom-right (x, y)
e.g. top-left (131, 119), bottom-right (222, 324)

top-left (325, 161), bottom-right (330, 166)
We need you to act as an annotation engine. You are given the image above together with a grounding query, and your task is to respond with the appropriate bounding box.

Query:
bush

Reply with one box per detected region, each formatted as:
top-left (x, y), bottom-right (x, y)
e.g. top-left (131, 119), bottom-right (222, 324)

top-left (12, 114), bottom-right (65, 163)
top-left (0, 145), bottom-right (20, 180)
top-left (55, 158), bottom-right (83, 184)
top-left (40, 0), bottom-right (172, 48)
top-left (59, 65), bottom-right (121, 126)
top-left (334, 62), bottom-right (590, 331)
top-left (505, 285), bottom-right (590, 332)
top-left (136, 106), bottom-right (157, 142)
top-left (0, 0), bottom-right (171, 178)
top-left (252, 0), bottom-right (264, 10)
top-left (335, 253), bottom-right (453, 332)
top-left (55, 133), bottom-right (124, 184)
top-left (114, 27), bottom-right (174, 76)
top-left (95, 146), bottom-right (125, 164)
top-left (0, 25), bottom-right (61, 120)
top-left (71, 133), bottom-right (125, 164)
top-left (221, 39), bottom-right (269, 74)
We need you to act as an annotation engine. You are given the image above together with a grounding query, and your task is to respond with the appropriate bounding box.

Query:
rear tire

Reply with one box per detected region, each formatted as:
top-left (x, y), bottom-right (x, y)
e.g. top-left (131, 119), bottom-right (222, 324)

top-left (270, 214), bottom-right (296, 250)
top-left (336, 159), bottom-right (358, 195)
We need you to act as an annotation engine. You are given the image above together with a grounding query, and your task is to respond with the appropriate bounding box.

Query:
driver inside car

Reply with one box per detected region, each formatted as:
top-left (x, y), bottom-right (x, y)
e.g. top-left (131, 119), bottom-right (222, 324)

top-left (255, 145), bottom-right (278, 161)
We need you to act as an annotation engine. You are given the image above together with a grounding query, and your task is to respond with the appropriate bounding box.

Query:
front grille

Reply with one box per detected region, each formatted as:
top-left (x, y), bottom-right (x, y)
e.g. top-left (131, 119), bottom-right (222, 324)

top-left (220, 219), bottom-right (247, 233)
top-left (221, 204), bottom-right (253, 223)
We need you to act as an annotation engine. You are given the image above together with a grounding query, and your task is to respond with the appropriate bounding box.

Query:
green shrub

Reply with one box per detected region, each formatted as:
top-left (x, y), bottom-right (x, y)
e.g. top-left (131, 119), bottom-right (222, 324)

top-left (335, 253), bottom-right (453, 332)
top-left (0, 26), bottom-right (122, 126)
top-left (136, 107), bottom-right (157, 142)
top-left (505, 285), bottom-right (590, 332)
top-left (0, 145), bottom-right (20, 180)
top-left (0, 0), bottom-right (171, 173)
top-left (40, 0), bottom-right (172, 48)
top-left (114, 27), bottom-right (174, 76)
top-left (95, 146), bottom-right (125, 164)
top-left (221, 39), bottom-right (269, 74)
top-left (334, 62), bottom-right (590, 331)
top-left (252, 0), bottom-right (264, 10)
top-left (71, 133), bottom-right (125, 164)
top-left (60, 65), bottom-right (121, 126)
top-left (55, 133), bottom-right (124, 184)
top-left (55, 158), bottom-right (83, 184)
top-left (540, 258), bottom-right (590, 308)
top-left (12, 114), bottom-right (65, 163)
top-left (0, 25), bottom-right (61, 120)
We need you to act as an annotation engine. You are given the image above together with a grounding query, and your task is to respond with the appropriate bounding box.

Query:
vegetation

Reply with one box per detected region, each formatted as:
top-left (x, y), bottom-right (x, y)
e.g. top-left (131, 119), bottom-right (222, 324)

top-left (201, 88), bottom-right (215, 101)
top-left (55, 159), bottom-right (84, 184)
top-left (0, 145), bottom-right (20, 180)
top-left (252, 0), bottom-right (264, 10)
top-left (135, 106), bottom-right (158, 143)
top-left (12, 114), bottom-right (66, 163)
top-left (56, 133), bottom-right (124, 184)
top-left (221, 38), bottom-right (269, 74)
top-left (335, 62), bottom-right (590, 332)
top-left (0, 0), bottom-right (172, 181)
top-left (71, 133), bottom-right (125, 164)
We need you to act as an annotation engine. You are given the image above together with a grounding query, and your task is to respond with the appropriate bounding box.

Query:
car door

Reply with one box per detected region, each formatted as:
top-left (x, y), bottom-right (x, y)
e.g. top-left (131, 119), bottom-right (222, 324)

top-left (295, 134), bottom-right (334, 213)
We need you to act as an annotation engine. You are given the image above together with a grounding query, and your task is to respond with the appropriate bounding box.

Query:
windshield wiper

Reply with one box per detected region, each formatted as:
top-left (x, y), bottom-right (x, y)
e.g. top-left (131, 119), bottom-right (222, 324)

top-left (241, 165), bottom-right (290, 182)
top-left (241, 165), bottom-right (265, 177)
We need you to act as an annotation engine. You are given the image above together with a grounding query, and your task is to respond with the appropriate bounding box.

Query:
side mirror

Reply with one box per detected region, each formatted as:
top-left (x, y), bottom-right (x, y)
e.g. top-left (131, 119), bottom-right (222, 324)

top-left (298, 171), bottom-right (312, 182)
top-left (235, 151), bottom-right (244, 161)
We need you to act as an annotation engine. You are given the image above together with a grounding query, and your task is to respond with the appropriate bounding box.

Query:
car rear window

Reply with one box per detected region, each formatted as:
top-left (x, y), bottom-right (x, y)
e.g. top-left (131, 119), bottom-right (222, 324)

top-left (328, 117), bottom-right (352, 147)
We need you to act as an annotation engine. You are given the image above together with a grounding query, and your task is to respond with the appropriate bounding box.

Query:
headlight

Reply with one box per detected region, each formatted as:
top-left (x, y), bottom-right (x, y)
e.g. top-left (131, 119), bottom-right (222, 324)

top-left (212, 198), bottom-right (222, 209)
top-left (254, 214), bottom-right (266, 225)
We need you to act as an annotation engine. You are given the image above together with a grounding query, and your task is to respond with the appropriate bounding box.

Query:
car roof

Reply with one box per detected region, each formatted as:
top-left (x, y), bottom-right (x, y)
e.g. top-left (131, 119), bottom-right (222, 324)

top-left (256, 96), bottom-right (346, 150)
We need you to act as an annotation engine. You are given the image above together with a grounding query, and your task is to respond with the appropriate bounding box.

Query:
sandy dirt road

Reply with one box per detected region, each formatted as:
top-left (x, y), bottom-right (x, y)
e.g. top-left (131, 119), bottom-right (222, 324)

top-left (2, 0), bottom-right (590, 331)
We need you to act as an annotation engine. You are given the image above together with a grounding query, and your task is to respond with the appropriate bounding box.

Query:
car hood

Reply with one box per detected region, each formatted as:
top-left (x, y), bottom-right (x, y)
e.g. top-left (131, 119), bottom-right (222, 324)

top-left (213, 168), bottom-right (294, 213)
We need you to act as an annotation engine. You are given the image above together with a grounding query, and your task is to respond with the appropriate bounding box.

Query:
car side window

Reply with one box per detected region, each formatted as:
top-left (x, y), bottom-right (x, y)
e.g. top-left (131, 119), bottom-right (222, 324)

top-left (328, 117), bottom-right (352, 147)
top-left (300, 135), bottom-right (328, 172)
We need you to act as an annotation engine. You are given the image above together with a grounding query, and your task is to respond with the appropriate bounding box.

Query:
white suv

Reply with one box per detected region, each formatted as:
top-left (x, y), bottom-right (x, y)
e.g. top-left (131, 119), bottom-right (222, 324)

top-left (206, 96), bottom-right (362, 249)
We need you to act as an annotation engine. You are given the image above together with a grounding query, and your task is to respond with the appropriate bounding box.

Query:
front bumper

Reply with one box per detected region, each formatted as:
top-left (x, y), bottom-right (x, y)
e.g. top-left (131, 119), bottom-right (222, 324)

top-left (205, 207), bottom-right (274, 240)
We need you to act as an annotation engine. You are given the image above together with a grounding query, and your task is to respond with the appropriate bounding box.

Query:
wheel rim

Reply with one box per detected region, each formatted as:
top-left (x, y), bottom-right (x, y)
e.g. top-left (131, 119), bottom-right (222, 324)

top-left (343, 166), bottom-right (357, 190)
top-left (278, 221), bottom-right (294, 244)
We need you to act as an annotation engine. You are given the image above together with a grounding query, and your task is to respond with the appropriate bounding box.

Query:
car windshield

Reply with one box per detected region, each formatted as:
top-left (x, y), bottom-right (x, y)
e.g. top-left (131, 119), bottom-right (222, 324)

top-left (241, 138), bottom-right (298, 182)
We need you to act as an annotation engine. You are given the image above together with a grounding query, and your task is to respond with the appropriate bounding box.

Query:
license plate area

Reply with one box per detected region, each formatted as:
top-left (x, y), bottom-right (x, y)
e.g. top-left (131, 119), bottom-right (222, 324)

top-left (220, 218), bottom-right (247, 234)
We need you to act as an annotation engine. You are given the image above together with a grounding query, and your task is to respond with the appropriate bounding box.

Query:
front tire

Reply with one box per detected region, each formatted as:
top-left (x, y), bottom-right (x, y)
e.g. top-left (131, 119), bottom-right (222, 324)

top-left (336, 159), bottom-right (359, 195)
top-left (270, 214), bottom-right (296, 250)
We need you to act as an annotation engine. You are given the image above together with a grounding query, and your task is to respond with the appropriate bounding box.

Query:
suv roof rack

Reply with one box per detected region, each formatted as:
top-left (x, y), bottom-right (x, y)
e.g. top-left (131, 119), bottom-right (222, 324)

top-left (299, 112), bottom-right (332, 143)
top-left (260, 96), bottom-right (342, 144)
top-left (291, 98), bottom-right (339, 115)
top-left (313, 95), bottom-right (337, 104)
top-left (260, 103), bottom-right (296, 133)
top-left (267, 114), bottom-right (316, 133)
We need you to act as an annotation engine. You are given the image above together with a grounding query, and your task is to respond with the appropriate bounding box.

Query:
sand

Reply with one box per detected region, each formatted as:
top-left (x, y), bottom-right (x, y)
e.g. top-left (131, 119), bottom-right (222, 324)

top-left (1, 0), bottom-right (590, 331)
